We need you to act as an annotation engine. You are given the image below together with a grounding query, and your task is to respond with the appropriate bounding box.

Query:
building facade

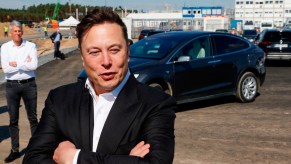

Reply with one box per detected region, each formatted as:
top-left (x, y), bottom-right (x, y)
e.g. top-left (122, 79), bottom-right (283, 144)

top-left (235, 0), bottom-right (291, 29)
top-left (125, 7), bottom-right (230, 39)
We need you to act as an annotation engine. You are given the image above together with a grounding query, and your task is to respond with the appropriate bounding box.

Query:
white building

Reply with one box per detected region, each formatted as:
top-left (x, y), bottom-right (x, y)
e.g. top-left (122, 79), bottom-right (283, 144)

top-left (235, 0), bottom-right (291, 28)
top-left (125, 8), bottom-right (229, 39)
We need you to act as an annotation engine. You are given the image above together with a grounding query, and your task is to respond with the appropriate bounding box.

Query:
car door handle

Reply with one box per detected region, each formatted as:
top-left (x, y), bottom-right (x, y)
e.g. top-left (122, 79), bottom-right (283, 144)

top-left (208, 60), bottom-right (221, 64)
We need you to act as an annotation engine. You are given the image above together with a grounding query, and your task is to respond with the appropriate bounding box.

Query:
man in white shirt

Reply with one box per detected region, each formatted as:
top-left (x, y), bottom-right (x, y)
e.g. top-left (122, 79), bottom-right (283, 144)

top-left (24, 8), bottom-right (176, 164)
top-left (0, 20), bottom-right (38, 163)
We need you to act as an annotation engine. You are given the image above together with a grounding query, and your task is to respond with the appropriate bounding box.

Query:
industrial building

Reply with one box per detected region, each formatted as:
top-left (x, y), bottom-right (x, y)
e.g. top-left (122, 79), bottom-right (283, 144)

top-left (235, 0), bottom-right (291, 28)
top-left (124, 7), bottom-right (229, 39)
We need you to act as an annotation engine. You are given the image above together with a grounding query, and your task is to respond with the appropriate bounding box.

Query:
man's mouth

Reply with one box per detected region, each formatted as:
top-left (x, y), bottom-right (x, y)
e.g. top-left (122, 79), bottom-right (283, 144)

top-left (99, 72), bottom-right (115, 81)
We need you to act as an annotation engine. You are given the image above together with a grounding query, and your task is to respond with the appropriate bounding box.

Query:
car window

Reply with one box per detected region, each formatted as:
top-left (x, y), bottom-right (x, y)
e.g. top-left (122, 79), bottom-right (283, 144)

top-left (173, 36), bottom-right (211, 61)
top-left (281, 32), bottom-right (291, 42)
top-left (262, 31), bottom-right (291, 42)
top-left (212, 35), bottom-right (249, 55)
top-left (130, 37), bottom-right (181, 59)
top-left (263, 31), bottom-right (281, 42)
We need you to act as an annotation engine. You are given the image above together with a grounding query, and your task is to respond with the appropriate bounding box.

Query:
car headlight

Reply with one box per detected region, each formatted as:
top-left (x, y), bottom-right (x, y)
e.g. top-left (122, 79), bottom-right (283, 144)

top-left (134, 74), bottom-right (139, 78)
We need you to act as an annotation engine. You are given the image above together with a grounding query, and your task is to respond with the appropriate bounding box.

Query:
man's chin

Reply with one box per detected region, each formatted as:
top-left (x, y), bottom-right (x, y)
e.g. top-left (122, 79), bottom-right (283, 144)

top-left (98, 84), bottom-right (117, 93)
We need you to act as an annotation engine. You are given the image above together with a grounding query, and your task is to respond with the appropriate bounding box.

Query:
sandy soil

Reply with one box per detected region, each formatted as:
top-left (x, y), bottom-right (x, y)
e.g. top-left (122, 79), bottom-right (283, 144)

top-left (34, 38), bottom-right (78, 56)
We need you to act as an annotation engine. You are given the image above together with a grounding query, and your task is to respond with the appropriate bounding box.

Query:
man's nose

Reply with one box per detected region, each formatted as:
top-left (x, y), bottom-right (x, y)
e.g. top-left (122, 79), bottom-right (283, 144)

top-left (102, 52), bottom-right (112, 66)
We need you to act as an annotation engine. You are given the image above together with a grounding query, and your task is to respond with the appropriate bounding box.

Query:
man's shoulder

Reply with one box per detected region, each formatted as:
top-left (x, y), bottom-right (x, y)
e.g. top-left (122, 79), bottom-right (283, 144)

top-left (50, 32), bottom-right (57, 37)
top-left (51, 81), bottom-right (85, 95)
top-left (1, 40), bottom-right (13, 47)
top-left (24, 40), bottom-right (36, 47)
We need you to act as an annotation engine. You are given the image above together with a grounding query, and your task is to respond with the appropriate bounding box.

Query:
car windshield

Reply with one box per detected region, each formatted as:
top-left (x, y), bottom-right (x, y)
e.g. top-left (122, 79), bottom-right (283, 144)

top-left (130, 34), bottom-right (184, 59)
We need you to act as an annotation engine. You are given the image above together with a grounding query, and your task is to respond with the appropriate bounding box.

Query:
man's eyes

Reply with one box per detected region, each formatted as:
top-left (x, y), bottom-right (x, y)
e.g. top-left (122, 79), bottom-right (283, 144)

top-left (88, 48), bottom-right (120, 55)
top-left (89, 51), bottom-right (100, 55)
top-left (110, 48), bottom-right (120, 54)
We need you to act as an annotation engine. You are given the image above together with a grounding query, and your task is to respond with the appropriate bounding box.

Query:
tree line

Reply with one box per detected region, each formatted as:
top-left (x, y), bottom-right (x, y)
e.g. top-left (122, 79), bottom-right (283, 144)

top-left (0, 2), bottom-right (136, 23)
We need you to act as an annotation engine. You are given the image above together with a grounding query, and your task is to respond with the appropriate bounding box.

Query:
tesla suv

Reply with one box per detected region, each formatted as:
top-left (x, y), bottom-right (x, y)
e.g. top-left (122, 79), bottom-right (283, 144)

top-left (79, 31), bottom-right (266, 104)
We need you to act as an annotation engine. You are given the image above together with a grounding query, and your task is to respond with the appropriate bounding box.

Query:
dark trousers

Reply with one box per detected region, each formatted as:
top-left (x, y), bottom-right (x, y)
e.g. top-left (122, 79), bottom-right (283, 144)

top-left (6, 80), bottom-right (38, 152)
top-left (54, 41), bottom-right (60, 58)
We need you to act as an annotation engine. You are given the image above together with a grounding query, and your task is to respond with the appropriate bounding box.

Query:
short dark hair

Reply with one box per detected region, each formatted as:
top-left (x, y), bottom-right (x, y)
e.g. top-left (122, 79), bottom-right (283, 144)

top-left (76, 7), bottom-right (128, 48)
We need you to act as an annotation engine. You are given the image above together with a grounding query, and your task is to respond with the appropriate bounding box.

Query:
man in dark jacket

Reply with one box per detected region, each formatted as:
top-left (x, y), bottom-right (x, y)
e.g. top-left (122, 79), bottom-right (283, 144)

top-left (50, 28), bottom-right (62, 59)
top-left (23, 8), bottom-right (176, 164)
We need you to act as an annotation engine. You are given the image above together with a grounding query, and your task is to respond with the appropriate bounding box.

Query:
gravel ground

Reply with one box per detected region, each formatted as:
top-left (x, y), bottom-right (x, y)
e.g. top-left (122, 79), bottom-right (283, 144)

top-left (0, 52), bottom-right (290, 164)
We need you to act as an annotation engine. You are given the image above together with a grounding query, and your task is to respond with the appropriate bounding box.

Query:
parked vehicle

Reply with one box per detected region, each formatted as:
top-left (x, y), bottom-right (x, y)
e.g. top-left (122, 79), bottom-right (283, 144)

top-left (260, 21), bottom-right (274, 32)
top-left (215, 29), bottom-right (228, 33)
top-left (243, 21), bottom-right (255, 30)
top-left (283, 24), bottom-right (291, 30)
top-left (138, 29), bottom-right (168, 40)
top-left (79, 31), bottom-right (266, 104)
top-left (256, 29), bottom-right (291, 60)
top-left (242, 29), bottom-right (258, 42)
top-left (138, 29), bottom-right (154, 40)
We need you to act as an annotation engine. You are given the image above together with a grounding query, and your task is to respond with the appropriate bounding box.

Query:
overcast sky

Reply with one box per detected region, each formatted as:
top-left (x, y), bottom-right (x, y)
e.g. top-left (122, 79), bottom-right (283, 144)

top-left (1, 0), bottom-right (235, 11)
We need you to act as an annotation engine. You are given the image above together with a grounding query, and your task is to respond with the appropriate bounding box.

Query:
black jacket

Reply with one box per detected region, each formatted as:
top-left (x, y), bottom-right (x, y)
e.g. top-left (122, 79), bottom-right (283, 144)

top-left (50, 32), bottom-right (62, 43)
top-left (23, 75), bottom-right (176, 164)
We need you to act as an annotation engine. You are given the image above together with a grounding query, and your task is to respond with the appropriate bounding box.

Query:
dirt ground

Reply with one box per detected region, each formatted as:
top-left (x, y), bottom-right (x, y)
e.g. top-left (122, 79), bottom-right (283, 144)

top-left (0, 25), bottom-right (290, 163)
top-left (0, 52), bottom-right (290, 164)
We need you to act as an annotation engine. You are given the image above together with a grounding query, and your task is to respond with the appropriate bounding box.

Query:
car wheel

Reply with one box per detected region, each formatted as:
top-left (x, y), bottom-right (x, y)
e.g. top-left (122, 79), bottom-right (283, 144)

top-left (149, 83), bottom-right (171, 95)
top-left (236, 72), bottom-right (259, 103)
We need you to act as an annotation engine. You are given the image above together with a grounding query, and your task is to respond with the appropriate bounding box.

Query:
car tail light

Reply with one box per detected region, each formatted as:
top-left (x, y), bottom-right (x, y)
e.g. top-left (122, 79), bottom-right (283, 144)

top-left (139, 34), bottom-right (144, 39)
top-left (260, 41), bottom-right (271, 45)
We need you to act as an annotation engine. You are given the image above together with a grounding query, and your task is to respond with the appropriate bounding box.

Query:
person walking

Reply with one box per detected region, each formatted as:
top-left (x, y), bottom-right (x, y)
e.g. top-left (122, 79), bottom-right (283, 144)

top-left (0, 20), bottom-right (38, 163)
top-left (49, 28), bottom-right (62, 59)
top-left (4, 25), bottom-right (9, 37)
top-left (43, 26), bottom-right (48, 37)
top-left (23, 8), bottom-right (176, 164)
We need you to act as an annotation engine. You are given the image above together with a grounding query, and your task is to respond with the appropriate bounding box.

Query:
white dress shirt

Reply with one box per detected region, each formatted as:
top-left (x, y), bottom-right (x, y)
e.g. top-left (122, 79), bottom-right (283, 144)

top-left (0, 40), bottom-right (38, 80)
top-left (73, 70), bottom-right (130, 163)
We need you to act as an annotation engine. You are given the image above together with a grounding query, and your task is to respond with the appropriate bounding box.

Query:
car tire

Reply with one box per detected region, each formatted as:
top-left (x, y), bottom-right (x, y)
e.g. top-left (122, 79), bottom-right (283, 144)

top-left (236, 72), bottom-right (259, 103)
top-left (149, 83), bottom-right (171, 95)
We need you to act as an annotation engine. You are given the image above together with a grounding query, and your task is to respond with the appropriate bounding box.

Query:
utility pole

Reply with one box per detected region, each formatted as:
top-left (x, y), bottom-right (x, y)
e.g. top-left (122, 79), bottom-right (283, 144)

top-left (69, 0), bottom-right (72, 16)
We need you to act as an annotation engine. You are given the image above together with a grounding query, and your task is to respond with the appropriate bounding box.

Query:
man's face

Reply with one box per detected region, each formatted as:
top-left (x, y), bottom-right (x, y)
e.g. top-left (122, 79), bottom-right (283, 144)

top-left (10, 26), bottom-right (23, 43)
top-left (80, 23), bottom-right (129, 94)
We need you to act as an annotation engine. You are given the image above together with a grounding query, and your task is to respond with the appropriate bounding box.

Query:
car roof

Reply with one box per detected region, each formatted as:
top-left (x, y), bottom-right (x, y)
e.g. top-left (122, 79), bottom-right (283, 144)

top-left (147, 30), bottom-right (237, 40)
top-left (243, 29), bottom-right (256, 31)
top-left (263, 28), bottom-right (291, 32)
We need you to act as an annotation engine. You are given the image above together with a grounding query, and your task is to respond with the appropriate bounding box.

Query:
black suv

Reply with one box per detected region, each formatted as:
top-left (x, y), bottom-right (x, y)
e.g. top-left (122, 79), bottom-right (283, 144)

top-left (138, 29), bottom-right (154, 40)
top-left (256, 29), bottom-right (291, 60)
top-left (138, 30), bottom-right (167, 40)
top-left (242, 29), bottom-right (258, 42)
